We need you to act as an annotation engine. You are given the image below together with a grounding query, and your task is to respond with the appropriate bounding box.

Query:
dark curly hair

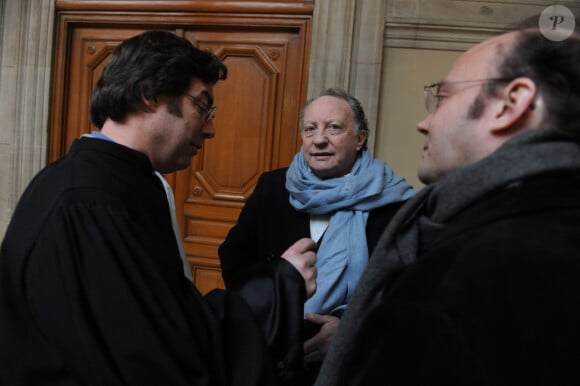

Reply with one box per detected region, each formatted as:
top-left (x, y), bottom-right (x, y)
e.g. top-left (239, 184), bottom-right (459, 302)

top-left (90, 30), bottom-right (227, 128)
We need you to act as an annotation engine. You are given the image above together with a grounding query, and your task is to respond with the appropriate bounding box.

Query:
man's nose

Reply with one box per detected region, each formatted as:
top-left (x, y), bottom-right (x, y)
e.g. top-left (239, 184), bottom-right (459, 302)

top-left (203, 119), bottom-right (216, 138)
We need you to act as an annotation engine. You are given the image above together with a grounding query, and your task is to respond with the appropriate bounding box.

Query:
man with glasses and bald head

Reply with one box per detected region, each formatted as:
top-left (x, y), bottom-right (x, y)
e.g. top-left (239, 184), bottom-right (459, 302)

top-left (316, 27), bottom-right (580, 386)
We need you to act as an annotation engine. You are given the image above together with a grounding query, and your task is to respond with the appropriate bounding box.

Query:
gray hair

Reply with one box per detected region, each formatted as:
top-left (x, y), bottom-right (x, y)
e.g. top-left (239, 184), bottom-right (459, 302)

top-left (299, 88), bottom-right (369, 149)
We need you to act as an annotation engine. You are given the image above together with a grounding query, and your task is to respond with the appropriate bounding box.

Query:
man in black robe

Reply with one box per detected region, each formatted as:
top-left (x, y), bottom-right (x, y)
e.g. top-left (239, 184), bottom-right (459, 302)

top-left (0, 30), bottom-right (317, 386)
top-left (316, 27), bottom-right (580, 385)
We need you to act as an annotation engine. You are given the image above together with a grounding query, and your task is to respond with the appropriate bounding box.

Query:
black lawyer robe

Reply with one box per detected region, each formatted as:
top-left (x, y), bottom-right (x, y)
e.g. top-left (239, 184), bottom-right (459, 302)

top-left (0, 137), bottom-right (305, 386)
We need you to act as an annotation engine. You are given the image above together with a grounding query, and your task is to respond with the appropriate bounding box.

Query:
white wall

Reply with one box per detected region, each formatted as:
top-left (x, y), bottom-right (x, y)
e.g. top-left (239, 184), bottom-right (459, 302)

top-left (376, 47), bottom-right (461, 190)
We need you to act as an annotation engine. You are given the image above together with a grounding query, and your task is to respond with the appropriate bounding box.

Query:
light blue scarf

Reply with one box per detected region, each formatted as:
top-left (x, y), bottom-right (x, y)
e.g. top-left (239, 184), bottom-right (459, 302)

top-left (286, 148), bottom-right (415, 316)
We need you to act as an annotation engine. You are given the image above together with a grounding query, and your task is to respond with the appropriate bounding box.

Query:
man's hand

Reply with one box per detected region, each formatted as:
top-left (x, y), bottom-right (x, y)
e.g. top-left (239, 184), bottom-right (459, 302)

top-left (303, 313), bottom-right (340, 364)
top-left (281, 238), bottom-right (317, 298)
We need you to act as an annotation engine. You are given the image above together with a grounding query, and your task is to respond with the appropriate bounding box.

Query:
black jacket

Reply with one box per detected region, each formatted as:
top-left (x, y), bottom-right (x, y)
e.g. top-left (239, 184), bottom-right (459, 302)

top-left (343, 172), bottom-right (580, 386)
top-left (219, 167), bottom-right (405, 290)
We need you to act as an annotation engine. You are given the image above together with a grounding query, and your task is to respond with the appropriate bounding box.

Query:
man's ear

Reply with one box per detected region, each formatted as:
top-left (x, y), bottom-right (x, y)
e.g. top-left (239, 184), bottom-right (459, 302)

top-left (355, 129), bottom-right (368, 151)
top-left (142, 95), bottom-right (159, 112)
top-left (490, 77), bottom-right (537, 134)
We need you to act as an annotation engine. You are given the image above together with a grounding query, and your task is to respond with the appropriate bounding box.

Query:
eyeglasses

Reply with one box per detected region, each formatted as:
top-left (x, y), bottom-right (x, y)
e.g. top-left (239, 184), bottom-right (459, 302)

top-left (183, 93), bottom-right (217, 123)
top-left (301, 125), bottom-right (348, 137)
top-left (423, 77), bottom-right (514, 113)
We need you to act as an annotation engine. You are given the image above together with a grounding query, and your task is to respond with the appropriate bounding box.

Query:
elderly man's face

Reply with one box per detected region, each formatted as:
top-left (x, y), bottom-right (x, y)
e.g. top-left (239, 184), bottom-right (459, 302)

top-left (301, 96), bottom-right (367, 179)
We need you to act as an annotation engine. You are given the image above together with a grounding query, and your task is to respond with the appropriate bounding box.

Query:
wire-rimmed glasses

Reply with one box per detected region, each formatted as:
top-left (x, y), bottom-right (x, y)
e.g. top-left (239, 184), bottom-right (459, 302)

top-left (423, 78), bottom-right (514, 113)
top-left (183, 93), bottom-right (217, 122)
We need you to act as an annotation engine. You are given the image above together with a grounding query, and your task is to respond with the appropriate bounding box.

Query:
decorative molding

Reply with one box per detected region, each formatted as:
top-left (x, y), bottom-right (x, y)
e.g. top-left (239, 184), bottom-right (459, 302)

top-left (55, 0), bottom-right (314, 14)
top-left (385, 23), bottom-right (503, 51)
top-left (385, 0), bottom-right (580, 50)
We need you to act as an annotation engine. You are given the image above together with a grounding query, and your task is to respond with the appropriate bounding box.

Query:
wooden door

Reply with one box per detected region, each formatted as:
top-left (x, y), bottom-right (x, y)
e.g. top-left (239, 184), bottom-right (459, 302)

top-left (50, 2), bottom-right (313, 294)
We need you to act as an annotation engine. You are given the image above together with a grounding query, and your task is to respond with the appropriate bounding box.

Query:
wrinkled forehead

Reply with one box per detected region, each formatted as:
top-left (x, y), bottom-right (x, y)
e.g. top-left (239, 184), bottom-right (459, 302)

top-left (305, 95), bottom-right (352, 118)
